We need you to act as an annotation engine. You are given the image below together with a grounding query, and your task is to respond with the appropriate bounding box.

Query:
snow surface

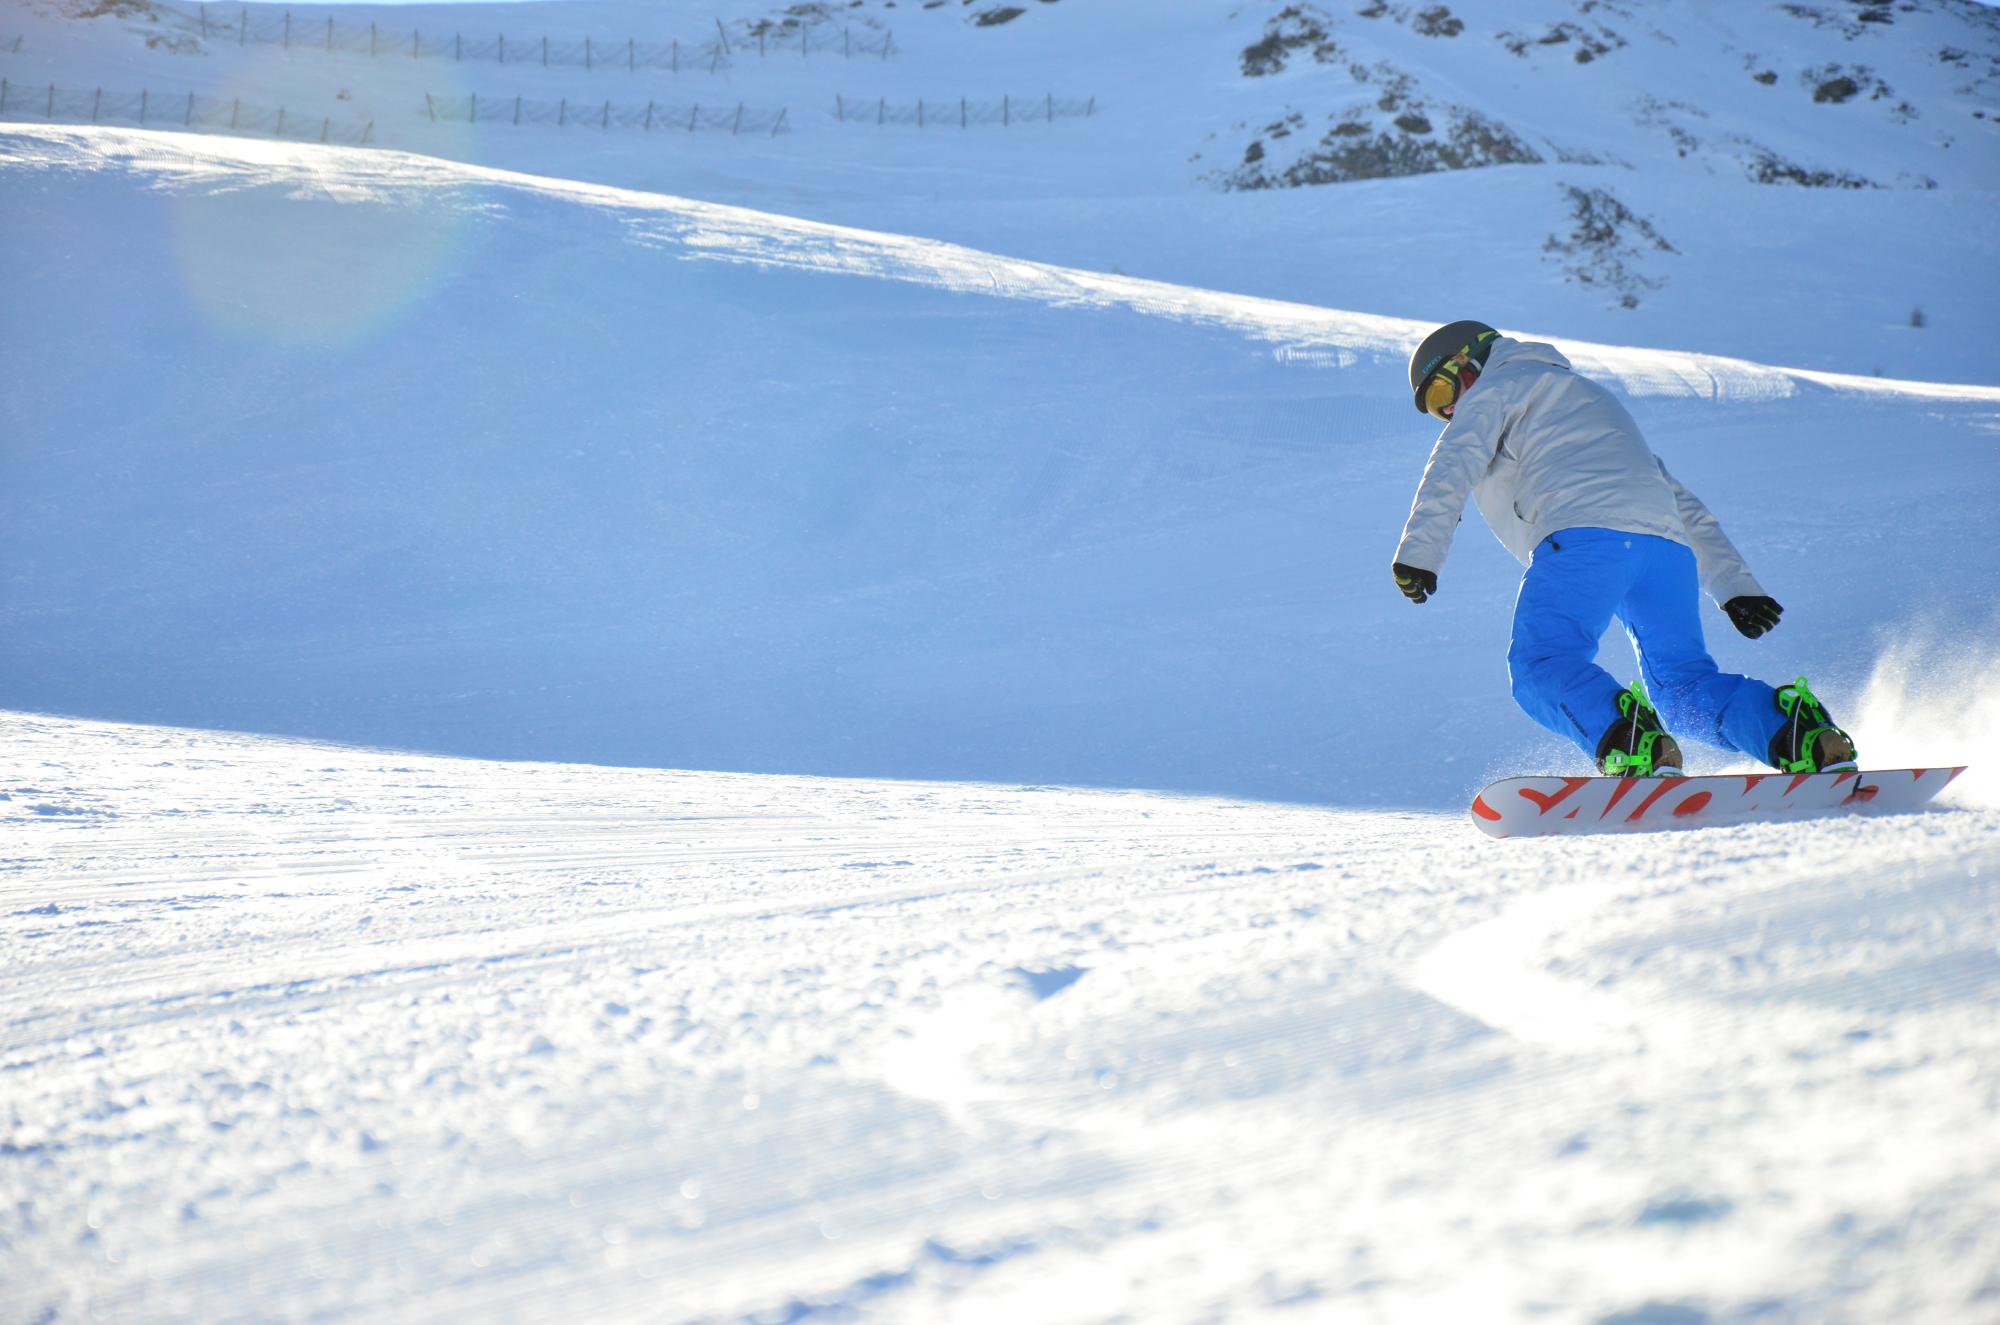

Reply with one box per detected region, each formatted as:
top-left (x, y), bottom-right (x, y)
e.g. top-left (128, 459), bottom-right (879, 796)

top-left (6, 712), bottom-right (2000, 1324)
top-left (4, 2), bottom-right (2000, 1322)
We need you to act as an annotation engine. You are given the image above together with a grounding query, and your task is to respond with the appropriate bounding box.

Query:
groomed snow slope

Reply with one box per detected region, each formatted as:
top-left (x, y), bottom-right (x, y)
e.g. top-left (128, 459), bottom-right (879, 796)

top-left (4, 712), bottom-right (1999, 1325)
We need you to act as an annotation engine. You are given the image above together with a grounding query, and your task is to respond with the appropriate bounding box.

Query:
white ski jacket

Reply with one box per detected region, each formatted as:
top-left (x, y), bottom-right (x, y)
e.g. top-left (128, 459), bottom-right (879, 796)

top-left (1392, 338), bottom-right (1766, 605)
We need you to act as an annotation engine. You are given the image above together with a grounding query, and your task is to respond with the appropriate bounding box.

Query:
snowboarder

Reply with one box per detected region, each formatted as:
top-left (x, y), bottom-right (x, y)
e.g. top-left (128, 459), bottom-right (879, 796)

top-left (1391, 320), bottom-right (1858, 778)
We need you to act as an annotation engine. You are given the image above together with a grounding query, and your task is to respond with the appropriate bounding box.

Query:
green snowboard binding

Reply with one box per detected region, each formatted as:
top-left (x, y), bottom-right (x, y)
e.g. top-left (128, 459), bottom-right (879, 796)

top-left (1596, 681), bottom-right (1685, 778)
top-left (1768, 676), bottom-right (1858, 773)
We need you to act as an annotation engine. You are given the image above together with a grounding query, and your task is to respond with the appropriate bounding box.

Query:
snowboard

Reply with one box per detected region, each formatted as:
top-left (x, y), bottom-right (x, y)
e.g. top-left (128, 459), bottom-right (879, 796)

top-left (1470, 766), bottom-right (1966, 839)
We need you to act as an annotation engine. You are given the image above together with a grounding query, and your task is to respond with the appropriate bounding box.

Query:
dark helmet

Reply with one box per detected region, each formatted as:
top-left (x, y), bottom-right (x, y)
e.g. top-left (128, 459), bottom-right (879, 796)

top-left (1408, 320), bottom-right (1499, 414)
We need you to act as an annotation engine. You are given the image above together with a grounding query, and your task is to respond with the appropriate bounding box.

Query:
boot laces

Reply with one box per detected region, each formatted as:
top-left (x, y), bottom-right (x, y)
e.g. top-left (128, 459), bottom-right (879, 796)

top-left (1606, 681), bottom-right (1668, 775)
top-left (1775, 676), bottom-right (1855, 771)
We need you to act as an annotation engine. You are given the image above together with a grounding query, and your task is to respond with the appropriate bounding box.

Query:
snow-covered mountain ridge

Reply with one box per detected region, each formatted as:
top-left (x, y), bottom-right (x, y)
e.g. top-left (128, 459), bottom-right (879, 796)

top-left (5, 0), bottom-right (1998, 377)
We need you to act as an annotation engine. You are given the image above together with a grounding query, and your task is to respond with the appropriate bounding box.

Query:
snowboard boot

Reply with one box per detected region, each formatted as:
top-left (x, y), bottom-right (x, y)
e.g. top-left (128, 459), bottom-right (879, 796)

top-left (1596, 681), bottom-right (1685, 778)
top-left (1767, 676), bottom-right (1858, 773)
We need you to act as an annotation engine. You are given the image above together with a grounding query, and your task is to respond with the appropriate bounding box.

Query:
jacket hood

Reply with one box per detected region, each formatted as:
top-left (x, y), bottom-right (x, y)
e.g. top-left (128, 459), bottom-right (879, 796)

top-left (1483, 338), bottom-right (1572, 374)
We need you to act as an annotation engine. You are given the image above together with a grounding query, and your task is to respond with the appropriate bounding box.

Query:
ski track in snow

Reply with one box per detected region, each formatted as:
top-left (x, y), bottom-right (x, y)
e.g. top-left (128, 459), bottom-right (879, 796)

top-left (4, 713), bottom-right (1998, 1324)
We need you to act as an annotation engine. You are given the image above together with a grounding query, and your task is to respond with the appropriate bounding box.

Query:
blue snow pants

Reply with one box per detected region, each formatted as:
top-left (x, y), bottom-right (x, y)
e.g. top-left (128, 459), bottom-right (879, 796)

top-left (1508, 528), bottom-right (1785, 762)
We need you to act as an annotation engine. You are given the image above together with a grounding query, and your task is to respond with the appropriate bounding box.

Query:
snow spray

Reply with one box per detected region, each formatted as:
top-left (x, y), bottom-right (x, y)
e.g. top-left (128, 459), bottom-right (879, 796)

top-left (1850, 631), bottom-right (2000, 808)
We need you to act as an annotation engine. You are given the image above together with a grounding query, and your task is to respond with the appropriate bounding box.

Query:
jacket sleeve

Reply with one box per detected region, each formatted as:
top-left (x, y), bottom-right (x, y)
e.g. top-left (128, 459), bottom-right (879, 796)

top-left (1392, 391), bottom-right (1504, 575)
top-left (1657, 459), bottom-right (1766, 604)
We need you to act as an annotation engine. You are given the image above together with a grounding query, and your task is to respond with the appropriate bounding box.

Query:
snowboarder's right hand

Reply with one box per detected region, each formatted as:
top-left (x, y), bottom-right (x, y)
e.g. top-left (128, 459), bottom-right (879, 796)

top-left (1393, 563), bottom-right (1437, 604)
top-left (1723, 595), bottom-right (1783, 638)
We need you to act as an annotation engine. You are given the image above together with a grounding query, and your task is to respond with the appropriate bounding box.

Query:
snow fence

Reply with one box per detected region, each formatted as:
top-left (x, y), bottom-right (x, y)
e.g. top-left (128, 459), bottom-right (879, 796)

top-left (172, 3), bottom-right (892, 74)
top-left (425, 93), bottom-right (788, 137)
top-left (831, 94), bottom-right (1097, 128)
top-left (0, 79), bottom-right (371, 145)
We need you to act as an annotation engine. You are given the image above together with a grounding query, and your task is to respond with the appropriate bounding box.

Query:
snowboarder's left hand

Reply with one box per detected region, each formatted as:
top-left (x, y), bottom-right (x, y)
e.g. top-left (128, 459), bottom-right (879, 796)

top-left (1723, 595), bottom-right (1783, 638)
top-left (1393, 563), bottom-right (1437, 604)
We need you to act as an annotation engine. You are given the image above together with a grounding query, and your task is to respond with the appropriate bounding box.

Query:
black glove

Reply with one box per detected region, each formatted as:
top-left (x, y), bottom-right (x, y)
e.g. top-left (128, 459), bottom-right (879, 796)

top-left (1393, 562), bottom-right (1437, 604)
top-left (1723, 595), bottom-right (1783, 639)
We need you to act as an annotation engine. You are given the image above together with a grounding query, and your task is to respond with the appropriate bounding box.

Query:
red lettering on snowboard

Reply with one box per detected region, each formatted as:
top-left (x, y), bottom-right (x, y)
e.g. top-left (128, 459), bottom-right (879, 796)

top-left (1518, 777), bottom-right (1592, 816)
top-left (1625, 778), bottom-right (1682, 822)
top-left (1472, 767), bottom-right (1968, 839)
top-left (1599, 778), bottom-right (1641, 818)
top-left (1672, 790), bottom-right (1713, 817)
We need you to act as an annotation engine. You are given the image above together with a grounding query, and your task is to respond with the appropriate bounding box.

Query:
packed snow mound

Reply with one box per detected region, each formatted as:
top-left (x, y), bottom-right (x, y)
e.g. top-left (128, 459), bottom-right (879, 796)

top-left (3, 124), bottom-right (1996, 808)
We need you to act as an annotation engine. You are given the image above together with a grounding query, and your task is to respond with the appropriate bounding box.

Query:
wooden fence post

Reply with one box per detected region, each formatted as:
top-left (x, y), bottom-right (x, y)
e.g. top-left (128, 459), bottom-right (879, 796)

top-left (1003, 95), bottom-right (1009, 127)
top-left (199, 5), bottom-right (206, 38)
top-left (140, 88), bottom-right (148, 122)
top-left (770, 108), bottom-right (786, 136)
top-left (732, 102), bottom-right (743, 134)
top-left (320, 117), bottom-right (328, 142)
top-left (514, 95), bottom-right (522, 125)
top-left (239, 12), bottom-right (245, 46)
top-left (835, 94), bottom-right (843, 122)
top-left (586, 37), bottom-right (593, 70)
top-left (48, 83), bottom-right (56, 117)
top-left (601, 100), bottom-right (609, 129)
top-left (91, 87), bottom-right (100, 122)
top-left (715, 19), bottom-right (729, 55)
top-left (672, 39), bottom-right (678, 73)
top-left (644, 99), bottom-right (653, 129)
top-left (877, 97), bottom-right (884, 126)
top-left (283, 12), bottom-right (290, 50)
top-left (628, 38), bottom-right (634, 72)
top-left (186, 90), bottom-right (195, 125)
top-left (558, 97), bottom-right (566, 126)
top-left (689, 102), bottom-right (698, 131)
top-left (412, 30), bottom-right (418, 58)
top-left (230, 96), bottom-right (239, 128)
top-left (325, 16), bottom-right (333, 52)
top-left (542, 36), bottom-right (548, 67)
top-left (961, 96), bottom-right (967, 128)
top-left (917, 98), bottom-right (923, 129)
top-left (276, 106), bottom-right (285, 136)
top-left (425, 93), bottom-right (435, 121)
top-left (370, 23), bottom-right (376, 56)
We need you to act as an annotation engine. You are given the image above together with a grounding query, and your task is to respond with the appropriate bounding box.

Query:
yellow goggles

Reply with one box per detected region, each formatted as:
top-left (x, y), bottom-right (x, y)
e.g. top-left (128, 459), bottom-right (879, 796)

top-left (1422, 355), bottom-right (1481, 422)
